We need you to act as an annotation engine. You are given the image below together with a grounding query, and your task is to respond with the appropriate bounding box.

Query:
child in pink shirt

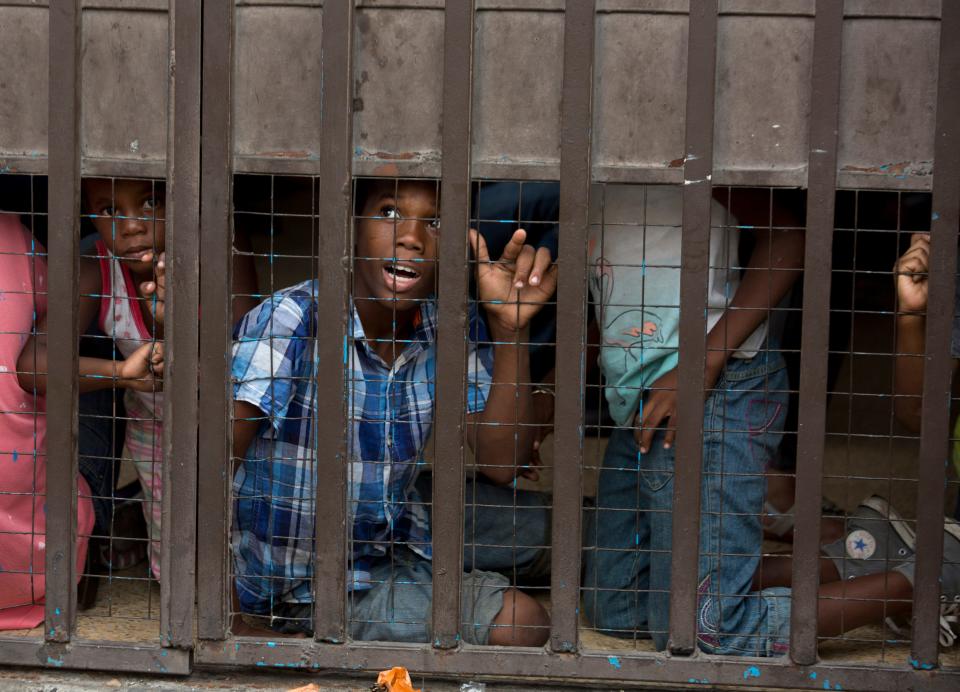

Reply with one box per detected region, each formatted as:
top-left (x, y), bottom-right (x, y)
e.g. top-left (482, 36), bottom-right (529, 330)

top-left (0, 212), bottom-right (94, 630)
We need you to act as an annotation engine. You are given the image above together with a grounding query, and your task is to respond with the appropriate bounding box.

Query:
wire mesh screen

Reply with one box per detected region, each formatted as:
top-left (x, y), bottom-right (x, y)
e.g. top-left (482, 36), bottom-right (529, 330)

top-left (228, 175), bottom-right (561, 646)
top-left (0, 175), bottom-right (166, 643)
top-left (575, 183), bottom-right (960, 667)
top-left (74, 177), bottom-right (165, 641)
top-left (229, 174), bottom-right (317, 636)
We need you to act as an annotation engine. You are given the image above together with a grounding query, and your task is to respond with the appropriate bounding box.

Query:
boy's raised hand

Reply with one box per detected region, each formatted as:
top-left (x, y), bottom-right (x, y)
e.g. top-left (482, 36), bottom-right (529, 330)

top-left (469, 228), bottom-right (558, 333)
top-left (894, 233), bottom-right (930, 314)
top-left (139, 251), bottom-right (166, 325)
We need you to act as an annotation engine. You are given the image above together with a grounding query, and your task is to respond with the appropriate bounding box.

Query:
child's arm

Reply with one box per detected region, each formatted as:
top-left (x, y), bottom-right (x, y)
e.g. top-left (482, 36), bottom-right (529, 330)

top-left (232, 399), bottom-right (263, 464)
top-left (636, 225), bottom-right (805, 454)
top-left (466, 228), bottom-right (558, 485)
top-left (891, 233), bottom-right (957, 432)
top-left (232, 229), bottom-right (260, 325)
top-left (17, 257), bottom-right (163, 395)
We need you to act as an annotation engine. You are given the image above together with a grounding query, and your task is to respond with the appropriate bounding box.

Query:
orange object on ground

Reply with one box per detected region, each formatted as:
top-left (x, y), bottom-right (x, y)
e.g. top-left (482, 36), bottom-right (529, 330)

top-left (376, 666), bottom-right (421, 692)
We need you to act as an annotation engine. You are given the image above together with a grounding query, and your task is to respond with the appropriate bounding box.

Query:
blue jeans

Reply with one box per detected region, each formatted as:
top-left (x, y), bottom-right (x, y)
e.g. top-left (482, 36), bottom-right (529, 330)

top-left (582, 352), bottom-right (793, 657)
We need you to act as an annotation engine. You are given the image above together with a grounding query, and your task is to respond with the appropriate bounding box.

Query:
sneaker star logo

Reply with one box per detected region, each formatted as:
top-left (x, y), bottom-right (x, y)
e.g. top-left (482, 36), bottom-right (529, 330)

top-left (846, 529), bottom-right (877, 560)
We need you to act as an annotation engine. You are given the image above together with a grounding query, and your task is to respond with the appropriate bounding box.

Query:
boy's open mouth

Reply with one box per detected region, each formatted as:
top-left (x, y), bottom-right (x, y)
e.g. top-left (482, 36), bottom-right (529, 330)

top-left (382, 262), bottom-right (422, 293)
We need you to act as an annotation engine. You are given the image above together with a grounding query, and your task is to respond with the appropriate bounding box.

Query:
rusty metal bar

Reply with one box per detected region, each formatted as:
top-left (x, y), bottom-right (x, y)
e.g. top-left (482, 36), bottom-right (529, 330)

top-left (313, 0), bottom-right (353, 643)
top-left (195, 638), bottom-right (960, 691)
top-left (789, 0), bottom-right (844, 666)
top-left (197, 0), bottom-right (234, 641)
top-left (668, 0), bottom-right (718, 655)
top-left (44, 0), bottom-right (81, 642)
top-left (549, 0), bottom-right (594, 654)
top-left (160, 0), bottom-right (202, 650)
top-left (911, 0), bottom-right (960, 669)
top-left (432, 0), bottom-right (474, 649)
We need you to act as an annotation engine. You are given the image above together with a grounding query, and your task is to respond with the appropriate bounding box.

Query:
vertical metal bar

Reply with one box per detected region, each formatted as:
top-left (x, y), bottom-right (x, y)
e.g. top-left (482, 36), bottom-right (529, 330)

top-left (197, 0), bottom-right (234, 641)
top-left (549, 0), bottom-right (594, 654)
top-left (45, 0), bottom-right (81, 642)
top-left (432, 0), bottom-right (474, 649)
top-left (911, 0), bottom-right (960, 668)
top-left (314, 0), bottom-right (353, 643)
top-left (789, 0), bottom-right (844, 666)
top-left (668, 0), bottom-right (718, 655)
top-left (161, 0), bottom-right (201, 650)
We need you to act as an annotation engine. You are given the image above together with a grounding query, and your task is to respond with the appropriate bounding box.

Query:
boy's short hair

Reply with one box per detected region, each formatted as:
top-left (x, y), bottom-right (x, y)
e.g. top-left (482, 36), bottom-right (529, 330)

top-left (353, 177), bottom-right (439, 217)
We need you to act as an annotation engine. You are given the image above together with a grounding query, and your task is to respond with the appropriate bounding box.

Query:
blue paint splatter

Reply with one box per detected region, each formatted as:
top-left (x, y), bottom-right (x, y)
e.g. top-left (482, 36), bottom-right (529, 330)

top-left (743, 666), bottom-right (760, 680)
top-left (161, 650), bottom-right (167, 656)
top-left (46, 657), bottom-right (64, 667)
top-left (810, 671), bottom-right (817, 680)
top-left (909, 657), bottom-right (935, 670)
top-left (54, 608), bottom-right (61, 616)
top-left (267, 641), bottom-right (276, 647)
top-left (607, 655), bottom-right (621, 669)
top-left (255, 661), bottom-right (266, 667)
top-left (932, 212), bottom-right (940, 221)
top-left (834, 685), bottom-right (842, 691)
top-left (823, 682), bottom-right (831, 690)
top-left (11, 450), bottom-right (17, 463)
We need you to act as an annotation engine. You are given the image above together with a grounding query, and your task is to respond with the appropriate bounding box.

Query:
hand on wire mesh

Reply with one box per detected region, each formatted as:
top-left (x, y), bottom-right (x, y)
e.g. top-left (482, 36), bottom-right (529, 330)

top-left (117, 341), bottom-right (164, 392)
top-left (469, 228), bottom-right (558, 334)
top-left (139, 250), bottom-right (166, 325)
top-left (893, 232), bottom-right (930, 314)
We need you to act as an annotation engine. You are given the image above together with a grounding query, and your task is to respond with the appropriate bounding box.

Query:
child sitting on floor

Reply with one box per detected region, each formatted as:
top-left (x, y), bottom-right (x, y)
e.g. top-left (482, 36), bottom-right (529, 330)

top-left (230, 177), bottom-right (555, 645)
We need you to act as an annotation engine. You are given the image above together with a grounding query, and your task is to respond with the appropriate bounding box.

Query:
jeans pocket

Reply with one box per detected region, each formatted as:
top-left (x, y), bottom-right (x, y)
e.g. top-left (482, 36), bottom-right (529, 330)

top-left (639, 468), bottom-right (673, 492)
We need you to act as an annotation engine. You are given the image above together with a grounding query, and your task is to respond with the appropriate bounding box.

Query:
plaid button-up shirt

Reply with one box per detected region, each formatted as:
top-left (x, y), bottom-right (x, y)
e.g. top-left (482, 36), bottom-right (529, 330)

top-left (230, 280), bottom-right (493, 614)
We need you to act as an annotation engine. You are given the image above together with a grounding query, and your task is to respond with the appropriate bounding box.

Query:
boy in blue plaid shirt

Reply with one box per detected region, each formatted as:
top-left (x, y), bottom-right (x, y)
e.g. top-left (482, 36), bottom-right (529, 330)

top-left (230, 178), bottom-right (556, 645)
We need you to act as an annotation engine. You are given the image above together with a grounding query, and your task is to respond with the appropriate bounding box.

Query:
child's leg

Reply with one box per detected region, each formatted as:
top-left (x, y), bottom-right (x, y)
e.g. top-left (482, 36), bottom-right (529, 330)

top-left (414, 472), bottom-right (552, 581)
top-left (641, 354), bottom-right (790, 656)
top-left (123, 392), bottom-right (163, 580)
top-left (78, 389), bottom-right (120, 541)
top-left (681, 355), bottom-right (792, 656)
top-left (582, 427), bottom-right (653, 637)
top-left (348, 548), bottom-right (546, 645)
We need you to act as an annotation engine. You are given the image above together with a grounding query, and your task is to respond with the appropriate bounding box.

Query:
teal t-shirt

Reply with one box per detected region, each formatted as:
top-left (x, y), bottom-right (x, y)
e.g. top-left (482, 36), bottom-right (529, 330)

top-left (588, 185), bottom-right (767, 426)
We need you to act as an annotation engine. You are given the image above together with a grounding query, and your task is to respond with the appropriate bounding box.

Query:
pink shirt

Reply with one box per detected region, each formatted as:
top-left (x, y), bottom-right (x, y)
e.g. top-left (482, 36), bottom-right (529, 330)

top-left (0, 213), bottom-right (93, 630)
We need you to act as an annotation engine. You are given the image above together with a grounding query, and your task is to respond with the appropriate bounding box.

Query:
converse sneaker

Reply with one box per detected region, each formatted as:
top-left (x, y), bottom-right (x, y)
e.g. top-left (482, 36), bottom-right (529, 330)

top-left (830, 497), bottom-right (960, 648)
top-left (937, 517), bottom-right (960, 647)
top-left (822, 495), bottom-right (916, 580)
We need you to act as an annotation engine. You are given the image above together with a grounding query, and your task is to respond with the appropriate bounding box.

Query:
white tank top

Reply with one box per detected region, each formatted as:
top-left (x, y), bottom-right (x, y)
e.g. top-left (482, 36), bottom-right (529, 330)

top-left (94, 239), bottom-right (163, 413)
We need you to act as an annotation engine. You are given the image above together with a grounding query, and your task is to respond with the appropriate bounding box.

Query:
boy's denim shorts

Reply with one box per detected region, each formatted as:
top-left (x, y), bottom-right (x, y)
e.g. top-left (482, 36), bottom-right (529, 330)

top-left (262, 547), bottom-right (509, 644)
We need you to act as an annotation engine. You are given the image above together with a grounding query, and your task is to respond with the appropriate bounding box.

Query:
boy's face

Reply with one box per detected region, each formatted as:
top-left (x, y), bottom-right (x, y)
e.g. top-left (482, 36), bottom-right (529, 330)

top-left (354, 180), bottom-right (439, 311)
top-left (83, 178), bottom-right (165, 277)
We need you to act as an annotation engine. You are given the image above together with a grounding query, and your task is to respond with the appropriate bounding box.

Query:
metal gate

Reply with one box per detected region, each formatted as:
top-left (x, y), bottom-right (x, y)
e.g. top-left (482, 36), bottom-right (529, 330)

top-left (0, 1), bottom-right (958, 689)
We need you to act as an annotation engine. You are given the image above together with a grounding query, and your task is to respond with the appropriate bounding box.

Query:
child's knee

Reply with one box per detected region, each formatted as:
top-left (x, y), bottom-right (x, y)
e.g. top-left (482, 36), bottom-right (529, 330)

top-left (489, 588), bottom-right (549, 647)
